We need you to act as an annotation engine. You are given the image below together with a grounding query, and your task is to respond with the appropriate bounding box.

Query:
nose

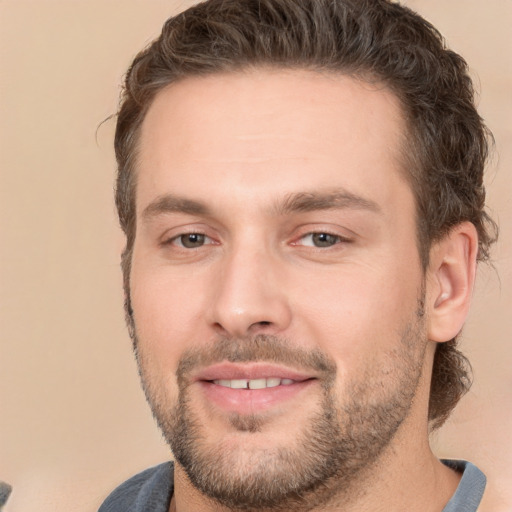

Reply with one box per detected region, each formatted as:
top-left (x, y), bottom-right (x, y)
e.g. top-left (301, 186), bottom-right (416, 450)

top-left (207, 243), bottom-right (292, 338)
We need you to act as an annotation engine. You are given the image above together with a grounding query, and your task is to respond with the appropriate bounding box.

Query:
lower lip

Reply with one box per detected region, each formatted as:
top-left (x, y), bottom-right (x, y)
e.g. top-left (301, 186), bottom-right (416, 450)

top-left (198, 380), bottom-right (315, 415)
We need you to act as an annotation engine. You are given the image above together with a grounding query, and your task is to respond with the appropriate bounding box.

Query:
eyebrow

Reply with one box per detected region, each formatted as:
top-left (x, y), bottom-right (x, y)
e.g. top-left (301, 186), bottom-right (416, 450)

top-left (142, 195), bottom-right (211, 220)
top-left (275, 189), bottom-right (381, 215)
top-left (141, 188), bottom-right (381, 221)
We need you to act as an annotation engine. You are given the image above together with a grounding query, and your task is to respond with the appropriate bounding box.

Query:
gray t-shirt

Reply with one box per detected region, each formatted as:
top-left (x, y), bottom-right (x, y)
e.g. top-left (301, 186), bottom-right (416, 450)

top-left (98, 459), bottom-right (485, 512)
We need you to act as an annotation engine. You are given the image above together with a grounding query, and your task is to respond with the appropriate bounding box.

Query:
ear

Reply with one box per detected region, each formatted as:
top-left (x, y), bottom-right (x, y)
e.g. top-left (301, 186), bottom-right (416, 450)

top-left (426, 222), bottom-right (479, 342)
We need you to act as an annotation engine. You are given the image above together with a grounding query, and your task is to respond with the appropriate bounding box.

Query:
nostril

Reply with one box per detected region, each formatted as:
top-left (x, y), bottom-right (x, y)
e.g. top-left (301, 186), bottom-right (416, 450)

top-left (248, 320), bottom-right (272, 332)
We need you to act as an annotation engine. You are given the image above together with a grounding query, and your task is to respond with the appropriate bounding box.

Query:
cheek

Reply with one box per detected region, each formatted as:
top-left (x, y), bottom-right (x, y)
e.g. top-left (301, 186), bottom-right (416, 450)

top-left (129, 262), bottom-right (211, 377)
top-left (291, 261), bottom-right (423, 364)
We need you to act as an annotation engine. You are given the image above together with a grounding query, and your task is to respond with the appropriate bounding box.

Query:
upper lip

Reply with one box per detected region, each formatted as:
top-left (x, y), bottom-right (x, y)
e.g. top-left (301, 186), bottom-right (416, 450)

top-left (193, 362), bottom-right (315, 383)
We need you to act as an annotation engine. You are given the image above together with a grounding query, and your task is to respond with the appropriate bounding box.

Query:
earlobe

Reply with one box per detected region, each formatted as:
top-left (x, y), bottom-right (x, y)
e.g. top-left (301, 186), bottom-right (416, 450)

top-left (427, 222), bottom-right (479, 342)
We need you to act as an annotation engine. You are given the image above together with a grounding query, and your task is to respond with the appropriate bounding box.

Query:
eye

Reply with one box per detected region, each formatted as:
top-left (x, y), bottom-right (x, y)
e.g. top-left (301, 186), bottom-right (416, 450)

top-left (171, 233), bottom-right (211, 249)
top-left (298, 232), bottom-right (345, 248)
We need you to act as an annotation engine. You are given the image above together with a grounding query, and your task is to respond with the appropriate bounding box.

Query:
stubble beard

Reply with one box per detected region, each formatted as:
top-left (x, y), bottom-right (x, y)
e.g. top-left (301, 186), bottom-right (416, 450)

top-left (132, 313), bottom-right (427, 512)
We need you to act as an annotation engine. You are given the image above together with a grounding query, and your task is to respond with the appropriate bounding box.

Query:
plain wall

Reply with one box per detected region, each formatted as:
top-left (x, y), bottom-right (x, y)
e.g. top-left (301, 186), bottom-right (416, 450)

top-left (0, 1), bottom-right (510, 510)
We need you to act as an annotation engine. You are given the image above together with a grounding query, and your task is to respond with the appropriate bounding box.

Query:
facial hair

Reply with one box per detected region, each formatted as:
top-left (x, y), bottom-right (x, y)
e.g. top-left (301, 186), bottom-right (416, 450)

top-left (132, 315), bottom-right (427, 512)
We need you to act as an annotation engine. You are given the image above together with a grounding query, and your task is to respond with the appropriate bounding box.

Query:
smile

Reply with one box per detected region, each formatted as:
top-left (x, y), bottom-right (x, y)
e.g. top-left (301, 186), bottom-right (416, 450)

top-left (212, 378), bottom-right (296, 389)
top-left (191, 362), bottom-right (318, 414)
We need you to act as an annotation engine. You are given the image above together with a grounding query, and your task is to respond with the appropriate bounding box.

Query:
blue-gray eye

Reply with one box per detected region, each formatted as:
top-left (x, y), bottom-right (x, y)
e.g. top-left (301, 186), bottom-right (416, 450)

top-left (179, 233), bottom-right (206, 248)
top-left (310, 233), bottom-right (339, 247)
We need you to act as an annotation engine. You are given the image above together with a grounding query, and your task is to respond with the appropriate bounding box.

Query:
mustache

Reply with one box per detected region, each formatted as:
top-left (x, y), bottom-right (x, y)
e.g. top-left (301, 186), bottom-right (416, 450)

top-left (176, 335), bottom-right (337, 386)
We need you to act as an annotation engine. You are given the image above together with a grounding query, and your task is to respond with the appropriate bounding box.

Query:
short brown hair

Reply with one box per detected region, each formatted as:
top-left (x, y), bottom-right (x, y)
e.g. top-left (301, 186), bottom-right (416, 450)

top-left (114, 0), bottom-right (497, 429)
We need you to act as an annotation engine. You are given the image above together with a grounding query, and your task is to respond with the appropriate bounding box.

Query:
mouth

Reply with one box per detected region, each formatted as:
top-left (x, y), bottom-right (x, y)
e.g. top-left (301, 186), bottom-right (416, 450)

top-left (193, 363), bottom-right (317, 414)
top-left (211, 377), bottom-right (296, 389)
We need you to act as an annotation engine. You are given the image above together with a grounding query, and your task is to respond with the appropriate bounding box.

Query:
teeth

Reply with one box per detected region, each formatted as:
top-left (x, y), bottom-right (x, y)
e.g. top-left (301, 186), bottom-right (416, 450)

top-left (248, 378), bottom-right (267, 390)
top-left (266, 377), bottom-right (281, 388)
top-left (212, 378), bottom-right (296, 389)
top-left (230, 379), bottom-right (249, 389)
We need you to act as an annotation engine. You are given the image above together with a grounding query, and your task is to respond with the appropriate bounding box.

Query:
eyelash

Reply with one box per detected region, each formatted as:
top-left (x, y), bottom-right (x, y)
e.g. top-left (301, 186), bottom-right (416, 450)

top-left (164, 232), bottom-right (216, 249)
top-left (163, 230), bottom-right (351, 250)
top-left (293, 232), bottom-right (352, 248)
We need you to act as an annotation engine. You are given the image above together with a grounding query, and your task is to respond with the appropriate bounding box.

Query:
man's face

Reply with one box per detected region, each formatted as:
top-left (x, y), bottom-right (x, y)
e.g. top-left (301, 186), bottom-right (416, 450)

top-left (130, 70), bottom-right (430, 509)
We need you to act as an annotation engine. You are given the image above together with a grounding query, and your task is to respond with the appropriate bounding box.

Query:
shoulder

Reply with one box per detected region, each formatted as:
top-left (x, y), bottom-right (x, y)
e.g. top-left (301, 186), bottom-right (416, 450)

top-left (98, 462), bottom-right (174, 512)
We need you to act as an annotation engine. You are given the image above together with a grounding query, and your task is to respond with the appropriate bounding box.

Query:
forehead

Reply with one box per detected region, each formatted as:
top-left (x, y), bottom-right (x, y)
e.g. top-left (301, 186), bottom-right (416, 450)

top-left (136, 69), bottom-right (411, 217)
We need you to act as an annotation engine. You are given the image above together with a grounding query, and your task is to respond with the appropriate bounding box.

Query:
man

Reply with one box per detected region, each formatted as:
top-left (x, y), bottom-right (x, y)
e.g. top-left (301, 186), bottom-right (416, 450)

top-left (99, 0), bottom-right (497, 510)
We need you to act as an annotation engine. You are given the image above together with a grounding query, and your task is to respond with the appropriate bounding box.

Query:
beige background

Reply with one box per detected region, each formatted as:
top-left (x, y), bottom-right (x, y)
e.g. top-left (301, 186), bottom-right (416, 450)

top-left (0, 1), bottom-right (510, 511)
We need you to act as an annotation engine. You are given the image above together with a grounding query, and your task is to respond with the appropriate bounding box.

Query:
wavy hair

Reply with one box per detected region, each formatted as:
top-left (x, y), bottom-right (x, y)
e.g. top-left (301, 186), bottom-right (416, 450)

top-left (114, 0), bottom-right (497, 430)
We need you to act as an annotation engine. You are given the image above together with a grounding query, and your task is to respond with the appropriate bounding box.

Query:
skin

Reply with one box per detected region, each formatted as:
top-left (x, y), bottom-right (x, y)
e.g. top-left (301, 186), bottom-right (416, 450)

top-left (129, 69), bottom-right (478, 511)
